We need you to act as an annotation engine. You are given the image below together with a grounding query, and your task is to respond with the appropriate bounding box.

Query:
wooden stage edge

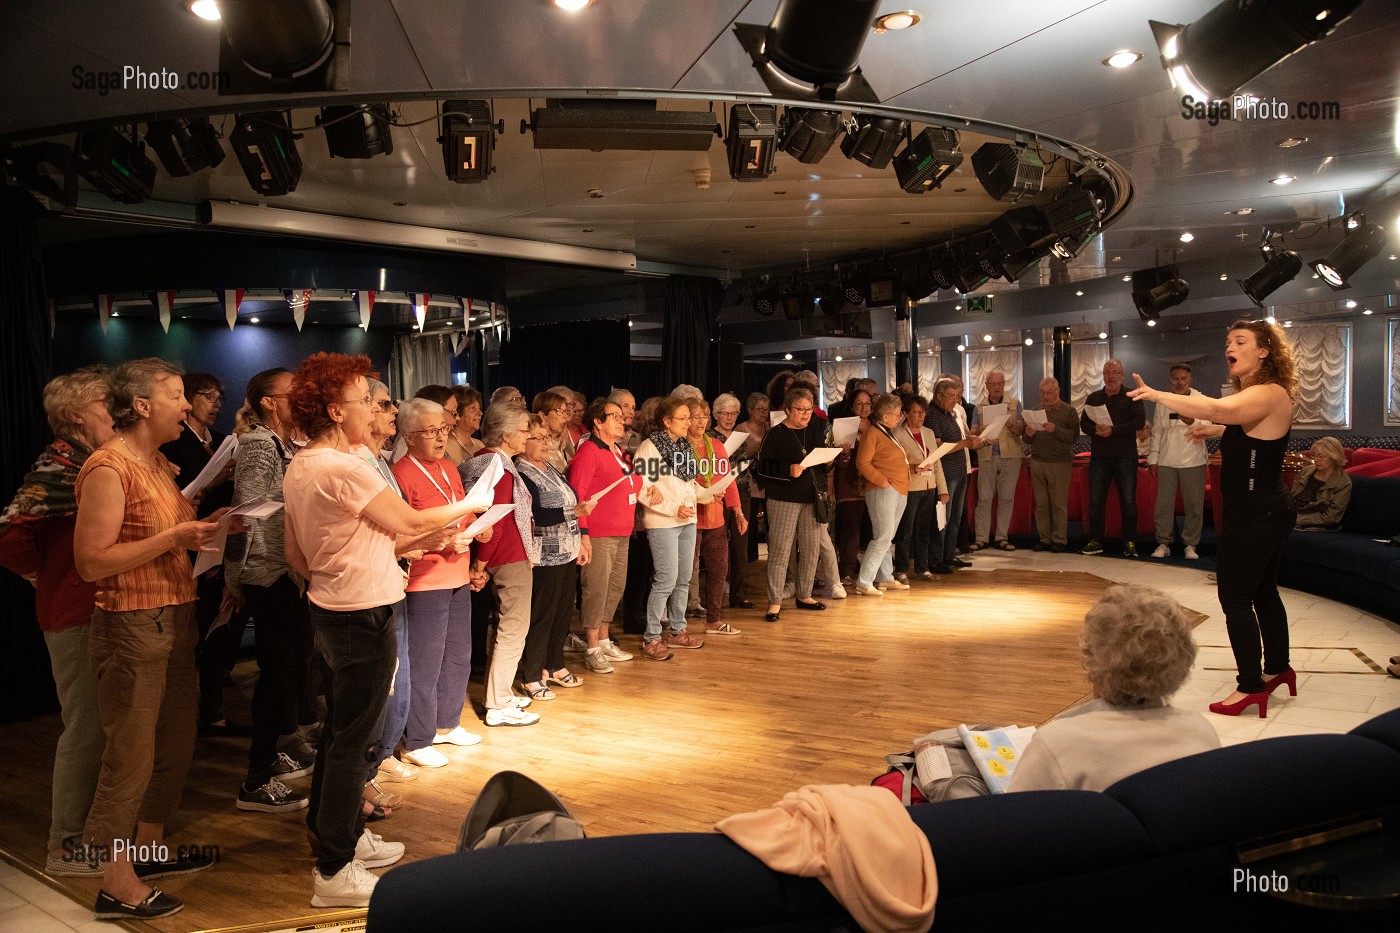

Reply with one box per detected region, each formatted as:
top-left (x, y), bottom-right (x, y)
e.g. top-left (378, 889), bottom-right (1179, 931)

top-left (0, 566), bottom-right (1204, 933)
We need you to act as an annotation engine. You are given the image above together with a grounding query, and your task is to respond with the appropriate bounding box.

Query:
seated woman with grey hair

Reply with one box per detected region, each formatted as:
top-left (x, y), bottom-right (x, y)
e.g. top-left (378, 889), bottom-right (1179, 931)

top-left (1291, 435), bottom-right (1352, 531)
top-left (1009, 585), bottom-right (1219, 793)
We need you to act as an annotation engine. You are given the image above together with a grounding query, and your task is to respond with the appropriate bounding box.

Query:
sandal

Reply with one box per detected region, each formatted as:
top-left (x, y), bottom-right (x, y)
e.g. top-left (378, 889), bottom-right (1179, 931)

top-left (363, 780), bottom-right (403, 810)
top-left (706, 622), bottom-right (742, 636)
top-left (968, 542), bottom-right (986, 551)
top-left (520, 681), bottom-right (557, 701)
top-left (545, 670), bottom-right (583, 688)
top-left (994, 540), bottom-right (1016, 551)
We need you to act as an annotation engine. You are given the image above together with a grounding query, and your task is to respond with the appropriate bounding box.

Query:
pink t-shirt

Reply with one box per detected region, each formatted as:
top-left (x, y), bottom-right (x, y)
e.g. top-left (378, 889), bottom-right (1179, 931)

top-left (283, 447), bottom-right (404, 612)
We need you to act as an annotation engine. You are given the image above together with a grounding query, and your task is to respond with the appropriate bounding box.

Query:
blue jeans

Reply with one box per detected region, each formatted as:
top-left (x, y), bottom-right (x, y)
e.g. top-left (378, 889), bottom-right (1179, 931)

top-left (859, 485), bottom-right (907, 587)
top-left (1088, 455), bottom-right (1138, 541)
top-left (933, 473), bottom-right (968, 565)
top-left (645, 524), bottom-right (696, 641)
top-left (307, 602), bottom-right (396, 878)
top-left (403, 585), bottom-right (472, 751)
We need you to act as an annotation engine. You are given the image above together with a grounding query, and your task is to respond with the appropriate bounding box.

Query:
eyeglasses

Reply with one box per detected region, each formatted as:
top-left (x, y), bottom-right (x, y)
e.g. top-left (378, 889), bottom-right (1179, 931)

top-left (196, 390), bottom-right (224, 402)
top-left (525, 434), bottom-right (551, 442)
top-left (338, 394), bottom-right (372, 407)
top-left (789, 406), bottom-right (813, 414)
top-left (603, 412), bottom-right (624, 421)
top-left (375, 400), bottom-right (396, 412)
top-left (411, 426), bottom-right (450, 438)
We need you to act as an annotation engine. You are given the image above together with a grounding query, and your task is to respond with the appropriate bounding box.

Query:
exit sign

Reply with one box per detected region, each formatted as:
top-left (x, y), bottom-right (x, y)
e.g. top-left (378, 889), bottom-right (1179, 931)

top-left (966, 296), bottom-right (993, 313)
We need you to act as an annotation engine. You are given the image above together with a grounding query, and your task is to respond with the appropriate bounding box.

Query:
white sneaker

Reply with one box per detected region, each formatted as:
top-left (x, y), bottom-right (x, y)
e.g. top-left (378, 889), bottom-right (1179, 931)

top-left (433, 726), bottom-right (482, 747)
top-left (562, 632), bottom-right (587, 653)
top-left (1184, 545), bottom-right (1199, 560)
top-left (855, 584), bottom-right (883, 597)
top-left (1152, 544), bottom-right (1170, 559)
top-left (830, 583), bottom-right (847, 599)
top-left (485, 706), bottom-right (540, 727)
top-left (879, 579), bottom-right (910, 590)
top-left (400, 745), bottom-right (449, 768)
top-left (600, 639), bottom-right (633, 662)
top-left (356, 828), bottom-right (405, 868)
top-left (311, 859), bottom-right (378, 908)
top-left (584, 647), bottom-right (615, 673)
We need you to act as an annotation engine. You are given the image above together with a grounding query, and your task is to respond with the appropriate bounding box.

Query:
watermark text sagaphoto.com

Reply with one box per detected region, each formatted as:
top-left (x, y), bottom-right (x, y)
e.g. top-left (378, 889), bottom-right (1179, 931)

top-left (60, 838), bottom-right (222, 867)
top-left (71, 64), bottom-right (230, 96)
top-left (1180, 95), bottom-right (1341, 126)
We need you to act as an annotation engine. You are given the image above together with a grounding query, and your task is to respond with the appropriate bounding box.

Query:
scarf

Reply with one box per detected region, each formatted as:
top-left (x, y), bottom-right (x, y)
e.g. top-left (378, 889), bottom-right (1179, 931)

top-left (689, 434), bottom-right (720, 487)
top-left (0, 437), bottom-right (92, 531)
top-left (649, 429), bottom-right (698, 482)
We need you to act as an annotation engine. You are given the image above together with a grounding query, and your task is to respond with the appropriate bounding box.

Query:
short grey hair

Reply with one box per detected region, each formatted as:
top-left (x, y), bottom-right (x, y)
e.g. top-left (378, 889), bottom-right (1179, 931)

top-left (1040, 377), bottom-right (1060, 391)
top-left (398, 397), bottom-right (444, 435)
top-left (745, 391), bottom-right (768, 410)
top-left (933, 377), bottom-right (959, 400)
top-left (870, 393), bottom-right (902, 422)
top-left (109, 358), bottom-right (184, 430)
top-left (481, 402), bottom-right (529, 447)
top-left (44, 365), bottom-right (111, 437)
top-left (367, 377), bottom-right (389, 399)
top-left (607, 388), bottom-right (635, 405)
top-left (1081, 585), bottom-right (1198, 707)
top-left (712, 392), bottom-right (741, 414)
top-left (490, 386), bottom-right (524, 406)
top-left (671, 383), bottom-right (703, 401)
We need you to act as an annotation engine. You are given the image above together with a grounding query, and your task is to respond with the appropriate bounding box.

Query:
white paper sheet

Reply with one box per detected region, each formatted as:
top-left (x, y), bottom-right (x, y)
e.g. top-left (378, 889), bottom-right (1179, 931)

top-left (462, 455), bottom-right (505, 511)
top-left (206, 591), bottom-right (236, 641)
top-left (978, 413), bottom-right (1009, 445)
top-left (1023, 409), bottom-right (1048, 431)
top-left (798, 446), bottom-right (842, 469)
top-left (586, 472), bottom-right (631, 506)
top-left (917, 441), bottom-right (958, 470)
top-left (722, 431), bottom-right (750, 457)
top-left (463, 502), bottom-right (515, 538)
top-left (1084, 404), bottom-right (1113, 427)
top-left (831, 417), bottom-right (860, 446)
top-left (192, 497), bottom-right (284, 577)
top-left (936, 501), bottom-right (947, 530)
top-left (181, 434), bottom-right (237, 499)
top-left (700, 469), bottom-right (739, 499)
top-left (770, 410), bottom-right (786, 427)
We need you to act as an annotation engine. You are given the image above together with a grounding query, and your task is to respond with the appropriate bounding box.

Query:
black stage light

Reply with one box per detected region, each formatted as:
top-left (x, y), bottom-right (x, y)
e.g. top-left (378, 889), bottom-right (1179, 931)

top-left (952, 234), bottom-right (995, 294)
top-left (75, 127), bottom-right (156, 204)
top-left (1239, 236), bottom-right (1302, 307)
top-left (727, 103), bottom-right (778, 181)
top-left (145, 117), bottom-right (225, 176)
top-left (779, 107), bottom-right (843, 163)
top-left (441, 100), bottom-right (495, 183)
top-left (972, 143), bottom-right (1045, 203)
top-left (230, 112), bottom-right (302, 196)
top-left (1310, 221), bottom-right (1388, 291)
top-left (928, 246), bottom-right (957, 292)
top-left (900, 259), bottom-right (937, 302)
top-left (733, 0), bottom-right (881, 103)
top-left (320, 104), bottom-right (394, 159)
top-left (1044, 187), bottom-right (1102, 260)
top-left (841, 115), bottom-right (905, 169)
top-left (893, 127), bottom-right (962, 194)
top-left (988, 206), bottom-right (1055, 280)
top-left (1131, 265), bottom-right (1189, 321)
top-left (753, 280), bottom-right (780, 316)
top-left (780, 283), bottom-right (815, 320)
top-left (1150, 0), bottom-right (1361, 103)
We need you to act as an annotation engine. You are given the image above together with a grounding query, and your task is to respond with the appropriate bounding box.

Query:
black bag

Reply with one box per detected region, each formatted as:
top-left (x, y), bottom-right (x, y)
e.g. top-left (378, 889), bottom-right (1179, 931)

top-left (812, 486), bottom-right (834, 524)
top-left (458, 771), bottom-right (585, 851)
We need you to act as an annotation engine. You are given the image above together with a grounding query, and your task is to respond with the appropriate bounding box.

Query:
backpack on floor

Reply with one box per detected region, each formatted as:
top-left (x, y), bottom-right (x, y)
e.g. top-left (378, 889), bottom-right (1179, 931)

top-left (458, 770), bottom-right (586, 850)
top-left (872, 725), bottom-right (995, 805)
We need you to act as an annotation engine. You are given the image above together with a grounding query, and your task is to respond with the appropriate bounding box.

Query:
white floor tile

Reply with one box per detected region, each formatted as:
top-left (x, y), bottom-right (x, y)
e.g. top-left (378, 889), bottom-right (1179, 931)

top-left (0, 903), bottom-right (79, 932)
top-left (1259, 721), bottom-right (1337, 740)
top-left (1271, 705), bottom-right (1372, 731)
top-left (1286, 689), bottom-right (1375, 713)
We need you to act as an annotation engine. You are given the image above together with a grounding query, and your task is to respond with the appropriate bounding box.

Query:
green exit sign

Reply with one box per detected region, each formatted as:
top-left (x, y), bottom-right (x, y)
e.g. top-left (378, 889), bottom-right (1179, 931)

top-left (966, 296), bottom-right (993, 313)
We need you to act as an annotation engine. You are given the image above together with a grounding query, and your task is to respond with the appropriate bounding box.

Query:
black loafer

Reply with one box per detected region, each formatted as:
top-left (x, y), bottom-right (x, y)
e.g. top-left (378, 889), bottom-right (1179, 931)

top-left (951, 558), bottom-right (973, 569)
top-left (94, 888), bottom-right (183, 920)
top-left (764, 612), bottom-right (781, 623)
top-left (134, 851), bottom-right (216, 880)
top-left (795, 600), bottom-right (826, 611)
top-left (731, 599), bottom-right (756, 610)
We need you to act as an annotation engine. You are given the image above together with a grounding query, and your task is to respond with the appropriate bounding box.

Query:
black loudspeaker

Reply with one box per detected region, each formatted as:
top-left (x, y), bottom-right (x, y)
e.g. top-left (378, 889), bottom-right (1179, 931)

top-left (709, 341), bottom-right (745, 400)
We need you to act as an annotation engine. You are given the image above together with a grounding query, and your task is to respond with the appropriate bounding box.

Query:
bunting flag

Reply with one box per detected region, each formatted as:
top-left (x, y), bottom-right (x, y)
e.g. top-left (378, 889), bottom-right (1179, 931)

top-left (48, 299), bottom-right (57, 339)
top-left (409, 292), bottom-right (430, 331)
top-left (153, 290), bottom-right (176, 333)
top-left (356, 289), bottom-right (376, 330)
top-left (286, 288), bottom-right (313, 331)
top-left (463, 296), bottom-right (472, 333)
top-left (95, 293), bottom-right (113, 333)
top-left (220, 289), bottom-right (244, 331)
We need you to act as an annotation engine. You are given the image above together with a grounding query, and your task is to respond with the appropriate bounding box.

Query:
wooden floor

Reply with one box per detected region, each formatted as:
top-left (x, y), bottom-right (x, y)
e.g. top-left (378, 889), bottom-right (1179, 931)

top-left (0, 566), bottom-right (1122, 932)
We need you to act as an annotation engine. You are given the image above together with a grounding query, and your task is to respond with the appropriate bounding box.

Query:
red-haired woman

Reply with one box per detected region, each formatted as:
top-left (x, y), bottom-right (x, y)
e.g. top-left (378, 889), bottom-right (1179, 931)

top-left (282, 353), bottom-right (483, 909)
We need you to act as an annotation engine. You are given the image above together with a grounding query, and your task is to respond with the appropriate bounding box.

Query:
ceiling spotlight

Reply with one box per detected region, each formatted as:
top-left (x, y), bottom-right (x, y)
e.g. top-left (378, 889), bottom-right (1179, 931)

top-left (753, 279), bottom-right (781, 316)
top-left (1284, 320), bottom-right (1293, 327)
top-left (734, 0), bottom-right (882, 103)
top-left (145, 117), bottom-right (226, 177)
top-left (230, 111), bottom-right (302, 195)
top-left (1131, 265), bottom-right (1189, 321)
top-left (841, 115), bottom-right (907, 170)
top-left (1227, 207), bottom-right (1256, 215)
top-left (956, 343), bottom-right (966, 352)
top-left (188, 0), bottom-right (220, 20)
top-left (972, 143), bottom-right (1045, 202)
top-left (779, 108), bottom-right (844, 163)
top-left (784, 352), bottom-right (793, 360)
top-left (1104, 50), bottom-right (1144, 68)
top-left (1122, 274), bottom-right (1132, 281)
top-left (110, 311), bottom-right (119, 318)
top-left (874, 10), bottom-right (921, 31)
top-left (553, 0), bottom-right (593, 10)
top-left (1098, 331), bottom-right (1108, 339)
top-left (1265, 315), bottom-right (1276, 324)
top-left (1024, 337), bottom-right (1034, 346)
top-left (1075, 290), bottom-right (1084, 296)
top-left (1146, 319), bottom-right (1157, 327)
top-left (1310, 219), bottom-right (1388, 290)
top-left (893, 126), bottom-right (962, 193)
top-left (1363, 308), bottom-right (1373, 315)
top-left (1179, 232), bottom-right (1194, 243)
top-left (320, 104), bottom-right (394, 159)
top-left (440, 100), bottom-right (496, 183)
top-left (727, 103), bottom-right (778, 181)
top-left (1239, 248), bottom-right (1302, 307)
top-left (1149, 1), bottom-right (1361, 102)
top-left (1270, 175), bottom-right (1295, 185)
top-left (835, 355), bottom-right (844, 362)
top-left (75, 127), bottom-right (157, 204)
top-left (1344, 299), bottom-right (1356, 308)
top-left (983, 334), bottom-right (993, 342)
top-left (1220, 273), bottom-right (1229, 280)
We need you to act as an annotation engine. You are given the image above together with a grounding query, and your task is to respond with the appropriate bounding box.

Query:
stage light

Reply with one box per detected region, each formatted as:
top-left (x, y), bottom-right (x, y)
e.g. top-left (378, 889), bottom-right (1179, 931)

top-left (1239, 237), bottom-right (1302, 307)
top-left (75, 127), bottom-right (156, 204)
top-left (900, 259), bottom-right (937, 302)
top-left (753, 279), bottom-right (780, 317)
top-left (951, 235), bottom-right (993, 294)
top-left (1133, 275), bottom-right (1190, 322)
top-left (893, 126), bottom-right (962, 194)
top-left (1149, 1), bottom-right (1360, 102)
top-left (188, 0), bottom-right (220, 21)
top-left (230, 111), bottom-right (302, 195)
top-left (987, 206), bottom-right (1055, 282)
top-left (1310, 219), bottom-right (1388, 291)
top-left (972, 143), bottom-right (1045, 203)
top-left (840, 115), bottom-right (906, 169)
top-left (320, 104), bottom-right (394, 159)
top-left (735, 0), bottom-right (882, 103)
top-left (440, 100), bottom-right (495, 183)
top-left (727, 104), bottom-right (778, 181)
top-left (780, 283), bottom-right (815, 320)
top-left (928, 247), bottom-right (957, 292)
top-left (145, 117), bottom-right (225, 177)
top-left (1046, 185), bottom-right (1104, 260)
top-left (779, 107), bottom-right (843, 163)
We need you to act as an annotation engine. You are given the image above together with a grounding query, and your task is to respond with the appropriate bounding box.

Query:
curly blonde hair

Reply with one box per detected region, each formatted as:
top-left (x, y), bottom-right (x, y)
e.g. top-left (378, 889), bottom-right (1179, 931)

top-left (1080, 585), bottom-right (1198, 707)
top-left (1228, 319), bottom-right (1296, 397)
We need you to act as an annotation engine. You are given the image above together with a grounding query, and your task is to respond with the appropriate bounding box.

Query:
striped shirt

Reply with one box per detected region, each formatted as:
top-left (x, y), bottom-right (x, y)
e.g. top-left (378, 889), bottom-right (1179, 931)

top-left (75, 447), bottom-right (197, 612)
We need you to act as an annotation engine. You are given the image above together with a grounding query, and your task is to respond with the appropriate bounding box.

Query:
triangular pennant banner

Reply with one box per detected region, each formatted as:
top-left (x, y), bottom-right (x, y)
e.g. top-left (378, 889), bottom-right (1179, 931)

top-left (463, 297), bottom-right (473, 333)
top-left (409, 292), bottom-right (429, 331)
top-left (220, 288), bottom-right (244, 331)
top-left (95, 293), bottom-right (113, 334)
top-left (154, 290), bottom-right (176, 333)
top-left (357, 290), bottom-right (376, 330)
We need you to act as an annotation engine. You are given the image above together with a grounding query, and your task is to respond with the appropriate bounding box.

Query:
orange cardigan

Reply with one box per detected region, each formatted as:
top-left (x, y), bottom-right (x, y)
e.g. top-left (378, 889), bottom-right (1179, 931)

top-left (855, 426), bottom-right (909, 496)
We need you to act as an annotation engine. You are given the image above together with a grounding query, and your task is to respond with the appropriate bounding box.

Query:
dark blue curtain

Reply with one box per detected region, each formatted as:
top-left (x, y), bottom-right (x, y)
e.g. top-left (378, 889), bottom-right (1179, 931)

top-left (662, 276), bottom-right (721, 391)
top-left (498, 318), bottom-right (630, 402)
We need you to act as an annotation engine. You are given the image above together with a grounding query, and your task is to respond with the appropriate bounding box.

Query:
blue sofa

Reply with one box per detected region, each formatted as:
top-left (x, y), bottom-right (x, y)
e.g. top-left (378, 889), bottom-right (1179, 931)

top-left (1279, 474), bottom-right (1400, 623)
top-left (367, 710), bottom-right (1400, 931)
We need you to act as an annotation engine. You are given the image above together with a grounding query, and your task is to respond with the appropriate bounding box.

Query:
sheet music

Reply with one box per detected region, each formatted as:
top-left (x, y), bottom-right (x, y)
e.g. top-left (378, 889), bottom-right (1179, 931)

top-left (722, 431), bottom-right (750, 457)
top-left (770, 410), bottom-right (786, 427)
top-left (463, 502), bottom-right (515, 538)
top-left (1023, 409), bottom-right (1048, 431)
top-left (936, 501), bottom-right (947, 531)
top-left (917, 442), bottom-right (958, 470)
top-left (832, 417), bottom-right (860, 446)
top-left (462, 455), bottom-right (505, 511)
top-left (193, 497), bottom-right (283, 577)
top-left (1084, 404), bottom-right (1113, 427)
top-left (181, 434), bottom-right (237, 499)
top-left (798, 446), bottom-right (842, 469)
top-left (979, 412), bottom-right (1009, 443)
top-left (586, 473), bottom-right (631, 506)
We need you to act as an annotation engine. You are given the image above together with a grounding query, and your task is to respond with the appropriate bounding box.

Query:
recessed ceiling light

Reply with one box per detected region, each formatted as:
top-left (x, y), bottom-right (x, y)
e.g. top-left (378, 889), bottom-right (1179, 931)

top-left (1345, 299), bottom-right (1357, 308)
top-left (1098, 331), bottom-right (1108, 339)
top-left (954, 304), bottom-right (962, 310)
top-left (1226, 207), bottom-right (1255, 215)
top-left (956, 343), bottom-right (966, 352)
top-left (1112, 256), bottom-right (1122, 262)
top-left (1076, 290), bottom-right (1084, 296)
top-left (983, 334), bottom-right (993, 342)
top-left (582, 228), bottom-right (593, 233)
top-left (552, 0), bottom-right (593, 11)
top-left (835, 355), bottom-right (844, 362)
top-left (188, 0), bottom-right (220, 21)
top-left (1024, 337), bottom-right (1034, 346)
top-left (1179, 232), bottom-right (1194, 243)
top-left (110, 311), bottom-right (119, 318)
top-left (1220, 273), bottom-right (1228, 281)
top-left (1277, 137), bottom-right (1308, 148)
top-left (1146, 319), bottom-right (1157, 327)
top-left (1269, 175), bottom-right (1295, 185)
top-left (1265, 315), bottom-right (1276, 324)
top-left (874, 10), bottom-right (921, 31)
top-left (1363, 308), bottom-right (1374, 315)
top-left (249, 316), bottom-right (259, 323)
top-left (1283, 320), bottom-right (1292, 327)
top-left (773, 190), bottom-right (787, 195)
top-left (628, 320), bottom-right (634, 328)
top-left (1122, 274), bottom-right (1131, 281)
top-left (1391, 254), bottom-right (1398, 260)
top-left (1103, 50), bottom-right (1143, 68)
top-left (784, 353), bottom-right (793, 360)
top-left (745, 224), bottom-right (757, 229)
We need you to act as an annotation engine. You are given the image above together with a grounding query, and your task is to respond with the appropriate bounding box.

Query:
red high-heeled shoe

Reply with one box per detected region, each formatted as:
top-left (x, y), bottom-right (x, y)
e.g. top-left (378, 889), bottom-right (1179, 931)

top-left (1264, 667), bottom-right (1297, 697)
top-left (1208, 691), bottom-right (1269, 718)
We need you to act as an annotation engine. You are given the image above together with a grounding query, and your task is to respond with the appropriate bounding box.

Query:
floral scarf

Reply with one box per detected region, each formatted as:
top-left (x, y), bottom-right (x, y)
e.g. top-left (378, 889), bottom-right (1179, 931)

top-left (648, 429), bottom-right (699, 482)
top-left (0, 437), bottom-right (92, 531)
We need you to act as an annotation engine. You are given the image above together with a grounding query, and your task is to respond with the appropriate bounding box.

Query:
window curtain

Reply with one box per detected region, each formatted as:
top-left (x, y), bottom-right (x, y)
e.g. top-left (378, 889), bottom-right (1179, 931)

top-left (819, 359), bottom-right (868, 408)
top-left (1069, 341), bottom-right (1109, 409)
top-left (390, 332), bottom-right (455, 402)
top-left (963, 348), bottom-right (1023, 406)
top-left (1292, 322), bottom-right (1350, 430)
top-left (1388, 319), bottom-right (1400, 427)
top-left (498, 319), bottom-right (630, 402)
top-left (662, 276), bottom-right (721, 391)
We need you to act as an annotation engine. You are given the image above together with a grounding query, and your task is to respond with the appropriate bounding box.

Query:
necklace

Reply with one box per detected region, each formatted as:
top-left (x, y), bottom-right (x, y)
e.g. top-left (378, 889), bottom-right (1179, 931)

top-left (117, 433), bottom-right (146, 462)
